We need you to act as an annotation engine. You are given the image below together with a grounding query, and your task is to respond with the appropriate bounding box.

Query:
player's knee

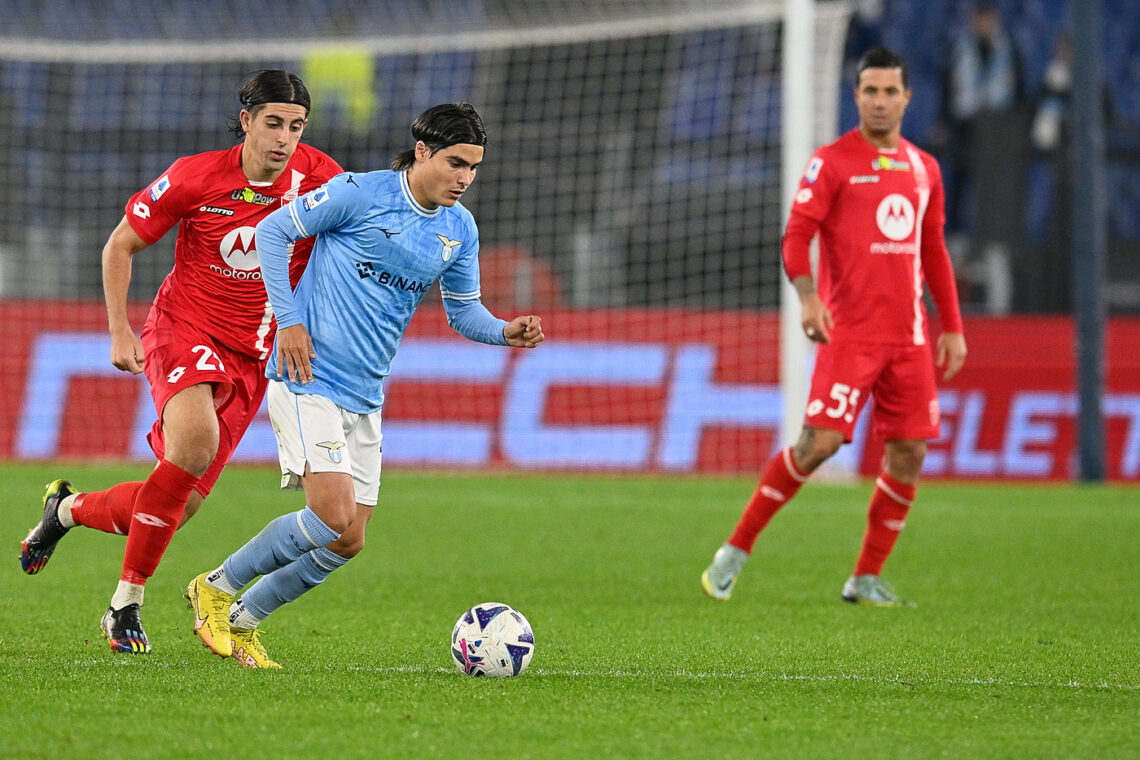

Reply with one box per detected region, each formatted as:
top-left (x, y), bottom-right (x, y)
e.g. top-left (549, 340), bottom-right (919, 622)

top-left (328, 532), bottom-right (365, 559)
top-left (886, 440), bottom-right (926, 480)
top-left (326, 508), bottom-right (371, 558)
top-left (164, 431), bottom-right (219, 477)
top-left (170, 448), bottom-right (215, 478)
top-left (310, 500), bottom-right (355, 536)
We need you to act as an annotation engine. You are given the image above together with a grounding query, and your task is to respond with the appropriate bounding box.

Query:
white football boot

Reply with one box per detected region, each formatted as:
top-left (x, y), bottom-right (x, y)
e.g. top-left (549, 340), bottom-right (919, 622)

top-left (700, 543), bottom-right (748, 600)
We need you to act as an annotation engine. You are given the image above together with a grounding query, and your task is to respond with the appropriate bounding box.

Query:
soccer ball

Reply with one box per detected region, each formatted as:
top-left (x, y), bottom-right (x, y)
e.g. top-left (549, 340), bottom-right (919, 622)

top-left (450, 602), bottom-right (535, 677)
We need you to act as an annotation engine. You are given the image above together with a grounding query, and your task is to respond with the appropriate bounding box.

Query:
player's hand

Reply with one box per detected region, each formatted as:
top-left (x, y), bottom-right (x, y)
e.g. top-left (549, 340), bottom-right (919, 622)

top-left (936, 332), bottom-right (967, 380)
top-left (504, 315), bottom-right (544, 348)
top-left (276, 324), bottom-right (317, 384)
top-left (799, 293), bottom-right (832, 344)
top-left (110, 328), bottom-right (145, 374)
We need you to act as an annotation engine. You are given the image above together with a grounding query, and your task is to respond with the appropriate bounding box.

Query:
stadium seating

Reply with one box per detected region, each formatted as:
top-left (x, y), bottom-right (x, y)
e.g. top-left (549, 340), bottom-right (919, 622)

top-left (0, 0), bottom-right (1136, 312)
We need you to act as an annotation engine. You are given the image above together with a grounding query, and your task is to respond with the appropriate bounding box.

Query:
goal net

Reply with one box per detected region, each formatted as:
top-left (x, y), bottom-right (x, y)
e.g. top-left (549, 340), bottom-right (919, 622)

top-left (0, 0), bottom-right (851, 473)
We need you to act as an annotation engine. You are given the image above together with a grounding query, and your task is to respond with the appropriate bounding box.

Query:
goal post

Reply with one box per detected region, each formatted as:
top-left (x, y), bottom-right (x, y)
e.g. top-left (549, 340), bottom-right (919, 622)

top-left (0, 0), bottom-right (852, 473)
top-left (781, 0), bottom-right (859, 477)
top-left (781, 0), bottom-right (817, 452)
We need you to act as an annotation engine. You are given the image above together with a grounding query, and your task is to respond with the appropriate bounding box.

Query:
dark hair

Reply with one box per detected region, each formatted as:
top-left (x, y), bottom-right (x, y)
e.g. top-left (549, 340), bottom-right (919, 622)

top-left (855, 47), bottom-right (909, 89)
top-left (391, 103), bottom-right (487, 171)
top-left (228, 69), bottom-right (311, 139)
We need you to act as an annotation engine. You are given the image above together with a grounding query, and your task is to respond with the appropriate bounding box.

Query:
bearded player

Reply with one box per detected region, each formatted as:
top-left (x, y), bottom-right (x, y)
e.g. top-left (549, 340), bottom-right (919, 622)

top-left (20, 70), bottom-right (343, 653)
top-left (702, 47), bottom-right (968, 607)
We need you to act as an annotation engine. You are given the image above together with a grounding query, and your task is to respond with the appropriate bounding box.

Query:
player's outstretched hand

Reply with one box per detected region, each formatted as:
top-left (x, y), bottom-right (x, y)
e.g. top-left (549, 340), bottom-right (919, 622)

top-left (110, 328), bottom-right (145, 374)
top-left (276, 324), bottom-right (317, 384)
top-left (504, 315), bottom-right (544, 348)
top-left (937, 332), bottom-right (967, 380)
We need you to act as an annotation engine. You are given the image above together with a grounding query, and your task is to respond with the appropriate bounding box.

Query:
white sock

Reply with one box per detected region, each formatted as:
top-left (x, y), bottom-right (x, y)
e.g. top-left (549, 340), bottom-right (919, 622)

top-left (110, 581), bottom-right (144, 610)
top-left (205, 565), bottom-right (241, 595)
top-left (58, 494), bottom-right (78, 529)
top-left (229, 599), bottom-right (262, 630)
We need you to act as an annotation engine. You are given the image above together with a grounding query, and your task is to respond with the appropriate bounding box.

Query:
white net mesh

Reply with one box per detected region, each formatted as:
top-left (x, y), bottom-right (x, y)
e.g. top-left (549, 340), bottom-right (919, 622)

top-left (0, 0), bottom-right (850, 471)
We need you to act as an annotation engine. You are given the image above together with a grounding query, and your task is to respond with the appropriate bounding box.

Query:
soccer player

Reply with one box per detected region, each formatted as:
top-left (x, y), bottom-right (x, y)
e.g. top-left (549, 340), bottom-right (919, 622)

top-left (19, 70), bottom-right (343, 653)
top-left (701, 47), bottom-right (967, 607)
top-left (185, 102), bottom-right (544, 668)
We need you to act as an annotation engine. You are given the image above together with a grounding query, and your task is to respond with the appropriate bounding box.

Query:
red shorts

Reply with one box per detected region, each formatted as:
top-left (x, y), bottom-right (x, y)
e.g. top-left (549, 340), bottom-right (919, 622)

top-left (804, 341), bottom-right (941, 443)
top-left (140, 308), bottom-right (268, 497)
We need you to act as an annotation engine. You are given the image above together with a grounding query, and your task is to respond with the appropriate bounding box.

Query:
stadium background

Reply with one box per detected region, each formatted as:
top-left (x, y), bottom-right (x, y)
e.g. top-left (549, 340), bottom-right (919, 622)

top-left (0, 0), bottom-right (1137, 480)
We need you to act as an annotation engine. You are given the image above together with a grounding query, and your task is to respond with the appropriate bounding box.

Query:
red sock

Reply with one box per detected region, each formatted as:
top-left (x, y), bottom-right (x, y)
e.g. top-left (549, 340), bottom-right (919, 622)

top-left (119, 460), bottom-right (200, 585)
top-left (728, 447), bottom-right (809, 553)
top-left (71, 482), bottom-right (143, 535)
top-left (853, 472), bottom-right (915, 577)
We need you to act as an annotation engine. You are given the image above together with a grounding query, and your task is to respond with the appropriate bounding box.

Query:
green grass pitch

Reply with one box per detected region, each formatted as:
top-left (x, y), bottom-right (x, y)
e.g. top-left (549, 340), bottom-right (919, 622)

top-left (1, 462), bottom-right (1136, 759)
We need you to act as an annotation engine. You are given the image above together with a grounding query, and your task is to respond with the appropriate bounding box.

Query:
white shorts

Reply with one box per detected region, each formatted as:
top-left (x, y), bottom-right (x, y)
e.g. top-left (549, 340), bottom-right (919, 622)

top-left (266, 380), bottom-right (382, 507)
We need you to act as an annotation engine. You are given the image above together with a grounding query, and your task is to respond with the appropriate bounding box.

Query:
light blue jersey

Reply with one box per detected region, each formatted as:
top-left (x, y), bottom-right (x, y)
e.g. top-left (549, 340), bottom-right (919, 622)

top-left (257, 169), bottom-right (507, 413)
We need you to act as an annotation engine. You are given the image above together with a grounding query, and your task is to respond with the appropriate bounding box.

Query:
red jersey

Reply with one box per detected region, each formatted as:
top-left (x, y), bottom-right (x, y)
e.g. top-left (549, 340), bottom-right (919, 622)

top-left (782, 129), bottom-right (962, 346)
top-left (126, 142), bottom-right (342, 360)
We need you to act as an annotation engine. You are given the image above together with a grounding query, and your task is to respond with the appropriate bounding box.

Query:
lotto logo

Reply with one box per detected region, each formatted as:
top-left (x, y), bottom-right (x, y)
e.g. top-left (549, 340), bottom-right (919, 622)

top-left (133, 512), bottom-right (170, 528)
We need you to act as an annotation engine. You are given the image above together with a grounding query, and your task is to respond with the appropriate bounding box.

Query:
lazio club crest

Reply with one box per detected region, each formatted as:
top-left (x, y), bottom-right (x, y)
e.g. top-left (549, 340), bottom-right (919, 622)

top-left (436, 233), bottom-right (461, 262)
top-left (317, 440), bottom-right (346, 464)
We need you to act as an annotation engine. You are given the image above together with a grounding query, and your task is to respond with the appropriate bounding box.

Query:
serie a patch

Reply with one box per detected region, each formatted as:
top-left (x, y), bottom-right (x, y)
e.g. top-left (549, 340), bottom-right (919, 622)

top-left (303, 187), bottom-right (330, 211)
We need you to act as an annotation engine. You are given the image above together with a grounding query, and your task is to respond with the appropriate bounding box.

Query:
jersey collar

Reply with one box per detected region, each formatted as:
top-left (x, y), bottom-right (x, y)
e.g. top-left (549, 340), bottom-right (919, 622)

top-left (398, 171), bottom-right (441, 218)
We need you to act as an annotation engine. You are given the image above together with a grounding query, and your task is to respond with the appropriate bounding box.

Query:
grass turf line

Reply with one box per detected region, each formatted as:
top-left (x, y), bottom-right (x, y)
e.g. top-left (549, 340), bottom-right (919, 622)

top-left (1, 463), bottom-right (1136, 759)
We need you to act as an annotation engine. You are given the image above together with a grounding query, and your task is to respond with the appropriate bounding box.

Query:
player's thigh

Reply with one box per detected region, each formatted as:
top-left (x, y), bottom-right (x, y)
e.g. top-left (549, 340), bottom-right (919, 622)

top-left (267, 380), bottom-right (353, 483)
top-left (159, 384), bottom-right (220, 473)
top-left (141, 310), bottom-right (234, 467)
top-left (267, 380), bottom-right (381, 515)
top-left (344, 406), bottom-right (382, 508)
top-left (870, 345), bottom-right (941, 442)
top-left (196, 356), bottom-right (268, 497)
top-left (141, 308), bottom-right (236, 414)
top-left (161, 383), bottom-right (218, 435)
top-left (804, 342), bottom-right (889, 442)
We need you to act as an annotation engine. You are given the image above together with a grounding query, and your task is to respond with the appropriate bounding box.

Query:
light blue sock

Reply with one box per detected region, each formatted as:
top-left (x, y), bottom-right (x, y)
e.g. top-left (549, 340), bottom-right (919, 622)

top-left (222, 507), bottom-right (340, 590)
top-left (238, 547), bottom-right (351, 621)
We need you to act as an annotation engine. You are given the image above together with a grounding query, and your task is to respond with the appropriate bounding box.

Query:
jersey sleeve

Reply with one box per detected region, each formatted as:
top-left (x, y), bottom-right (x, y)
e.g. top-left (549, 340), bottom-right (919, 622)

top-left (439, 217), bottom-right (483, 306)
top-left (440, 218), bottom-right (508, 345)
top-left (445, 300), bottom-right (509, 345)
top-left (124, 157), bottom-right (198, 244)
top-left (782, 211), bottom-right (821, 281)
top-left (918, 157), bottom-right (964, 333)
top-left (257, 172), bottom-right (366, 329)
top-left (284, 152), bottom-right (346, 287)
top-left (782, 151), bottom-right (835, 280)
top-left (283, 171), bottom-right (363, 241)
